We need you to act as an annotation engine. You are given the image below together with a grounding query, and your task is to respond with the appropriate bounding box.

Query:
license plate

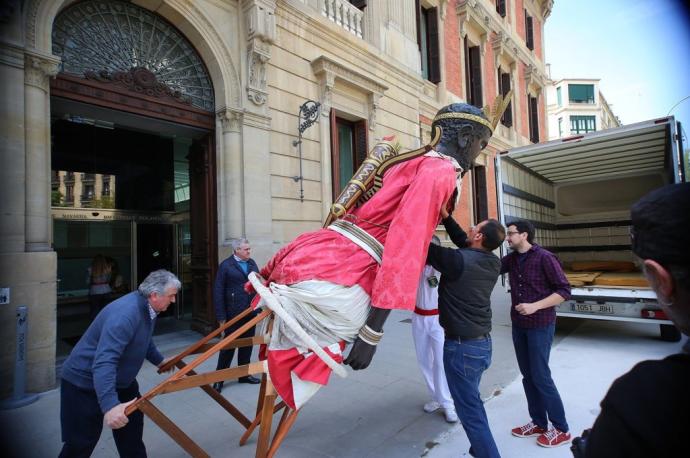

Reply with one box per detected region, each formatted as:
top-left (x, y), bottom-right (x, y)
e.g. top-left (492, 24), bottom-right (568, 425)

top-left (573, 303), bottom-right (614, 315)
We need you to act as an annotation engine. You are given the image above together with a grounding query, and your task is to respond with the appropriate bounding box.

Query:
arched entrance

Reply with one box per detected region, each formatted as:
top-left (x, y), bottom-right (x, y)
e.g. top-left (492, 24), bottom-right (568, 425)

top-left (49, 0), bottom-right (218, 350)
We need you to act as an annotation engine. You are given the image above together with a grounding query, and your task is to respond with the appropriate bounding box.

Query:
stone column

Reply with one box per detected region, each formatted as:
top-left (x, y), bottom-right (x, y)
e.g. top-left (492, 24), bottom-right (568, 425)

top-left (217, 108), bottom-right (245, 254)
top-left (0, 42), bottom-right (26, 254)
top-left (24, 50), bottom-right (59, 252)
top-left (317, 71), bottom-right (335, 220)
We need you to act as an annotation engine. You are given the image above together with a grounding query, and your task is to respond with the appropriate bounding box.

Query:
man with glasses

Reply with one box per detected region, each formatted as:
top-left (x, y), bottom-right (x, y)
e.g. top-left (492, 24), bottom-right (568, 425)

top-left (502, 219), bottom-right (572, 448)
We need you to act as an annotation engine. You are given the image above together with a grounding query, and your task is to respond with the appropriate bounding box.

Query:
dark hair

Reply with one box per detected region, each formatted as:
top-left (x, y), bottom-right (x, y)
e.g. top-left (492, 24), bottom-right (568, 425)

top-left (631, 183), bottom-right (690, 293)
top-left (431, 103), bottom-right (491, 171)
top-left (508, 219), bottom-right (535, 244)
top-left (479, 219), bottom-right (506, 251)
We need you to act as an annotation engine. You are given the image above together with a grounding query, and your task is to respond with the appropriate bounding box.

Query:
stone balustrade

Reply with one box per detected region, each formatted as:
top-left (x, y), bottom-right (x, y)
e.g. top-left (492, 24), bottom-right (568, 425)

top-left (320, 0), bottom-right (364, 38)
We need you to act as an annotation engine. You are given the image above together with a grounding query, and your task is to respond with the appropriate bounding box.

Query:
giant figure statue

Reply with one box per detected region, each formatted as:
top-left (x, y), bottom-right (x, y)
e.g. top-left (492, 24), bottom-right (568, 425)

top-left (249, 99), bottom-right (510, 409)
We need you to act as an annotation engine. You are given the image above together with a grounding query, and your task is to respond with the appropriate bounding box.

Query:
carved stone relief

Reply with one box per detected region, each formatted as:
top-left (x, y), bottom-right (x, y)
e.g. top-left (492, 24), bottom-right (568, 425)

top-left (311, 56), bottom-right (388, 129)
top-left (217, 107), bottom-right (244, 133)
top-left (243, 0), bottom-right (276, 106)
top-left (24, 51), bottom-right (60, 92)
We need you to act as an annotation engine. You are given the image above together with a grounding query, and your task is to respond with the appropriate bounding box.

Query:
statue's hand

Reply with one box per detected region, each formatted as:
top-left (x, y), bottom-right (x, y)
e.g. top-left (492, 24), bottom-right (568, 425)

top-left (343, 337), bottom-right (377, 370)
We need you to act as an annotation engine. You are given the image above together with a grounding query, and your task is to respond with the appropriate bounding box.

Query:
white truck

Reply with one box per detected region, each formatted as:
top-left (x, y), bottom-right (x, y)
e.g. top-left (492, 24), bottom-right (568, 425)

top-left (496, 116), bottom-right (686, 341)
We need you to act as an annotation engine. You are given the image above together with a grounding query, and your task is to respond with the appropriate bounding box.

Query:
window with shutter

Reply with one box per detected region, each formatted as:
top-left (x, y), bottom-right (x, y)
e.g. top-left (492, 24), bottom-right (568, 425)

top-left (472, 166), bottom-right (488, 223)
top-left (427, 7), bottom-right (440, 83)
top-left (496, 0), bottom-right (506, 17)
top-left (498, 69), bottom-right (513, 127)
top-left (465, 38), bottom-right (483, 107)
top-left (570, 115), bottom-right (596, 133)
top-left (417, 5), bottom-right (440, 83)
top-left (525, 11), bottom-right (534, 50)
top-left (568, 84), bottom-right (595, 104)
top-left (330, 112), bottom-right (368, 198)
top-left (528, 95), bottom-right (539, 143)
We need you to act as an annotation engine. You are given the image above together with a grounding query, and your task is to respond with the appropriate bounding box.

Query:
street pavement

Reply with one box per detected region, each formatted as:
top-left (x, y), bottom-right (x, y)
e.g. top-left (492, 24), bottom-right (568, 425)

top-left (2, 285), bottom-right (685, 457)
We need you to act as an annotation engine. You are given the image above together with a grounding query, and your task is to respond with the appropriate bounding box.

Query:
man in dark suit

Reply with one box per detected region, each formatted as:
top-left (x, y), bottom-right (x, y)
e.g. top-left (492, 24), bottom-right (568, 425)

top-left (212, 238), bottom-right (261, 392)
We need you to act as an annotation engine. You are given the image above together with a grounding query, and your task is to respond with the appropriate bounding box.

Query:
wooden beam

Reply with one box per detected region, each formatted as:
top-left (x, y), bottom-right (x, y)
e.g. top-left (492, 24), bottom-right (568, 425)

top-left (175, 361), bottom-right (252, 429)
top-left (157, 306), bottom-right (257, 373)
top-left (255, 380), bottom-right (278, 458)
top-left (192, 335), bottom-right (269, 354)
top-left (239, 398), bottom-right (286, 446)
top-left (138, 400), bottom-right (209, 458)
top-left (126, 309), bottom-right (270, 416)
top-left (159, 361), bottom-right (265, 394)
top-left (268, 408), bottom-right (300, 458)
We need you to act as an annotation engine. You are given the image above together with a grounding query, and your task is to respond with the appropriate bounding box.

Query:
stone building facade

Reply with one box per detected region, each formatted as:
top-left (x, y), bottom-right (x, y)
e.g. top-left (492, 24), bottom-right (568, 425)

top-left (0, 0), bottom-right (551, 395)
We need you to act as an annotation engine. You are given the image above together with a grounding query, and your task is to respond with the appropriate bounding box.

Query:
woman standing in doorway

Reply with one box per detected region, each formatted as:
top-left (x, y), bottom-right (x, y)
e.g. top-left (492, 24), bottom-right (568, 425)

top-left (87, 254), bottom-right (112, 320)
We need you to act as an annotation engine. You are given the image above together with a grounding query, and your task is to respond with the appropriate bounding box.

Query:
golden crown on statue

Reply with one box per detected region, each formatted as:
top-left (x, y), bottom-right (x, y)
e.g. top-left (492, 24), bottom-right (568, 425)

top-left (432, 91), bottom-right (513, 133)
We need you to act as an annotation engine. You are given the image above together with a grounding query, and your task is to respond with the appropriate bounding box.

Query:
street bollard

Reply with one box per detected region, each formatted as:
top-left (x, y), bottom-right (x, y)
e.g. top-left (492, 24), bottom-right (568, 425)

top-left (0, 306), bottom-right (39, 409)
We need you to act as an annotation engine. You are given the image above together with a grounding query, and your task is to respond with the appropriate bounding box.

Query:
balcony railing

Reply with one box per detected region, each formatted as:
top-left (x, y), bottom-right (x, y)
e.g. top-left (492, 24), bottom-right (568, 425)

top-left (320, 0), bottom-right (363, 38)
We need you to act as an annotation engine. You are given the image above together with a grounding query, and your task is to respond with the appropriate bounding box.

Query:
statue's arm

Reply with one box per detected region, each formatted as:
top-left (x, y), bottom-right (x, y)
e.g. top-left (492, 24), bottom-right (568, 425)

top-left (343, 307), bottom-right (391, 370)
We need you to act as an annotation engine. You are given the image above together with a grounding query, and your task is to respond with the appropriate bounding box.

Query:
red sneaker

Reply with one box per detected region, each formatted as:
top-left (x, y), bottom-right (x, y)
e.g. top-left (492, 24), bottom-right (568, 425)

top-left (511, 421), bottom-right (546, 437)
top-left (537, 428), bottom-right (572, 448)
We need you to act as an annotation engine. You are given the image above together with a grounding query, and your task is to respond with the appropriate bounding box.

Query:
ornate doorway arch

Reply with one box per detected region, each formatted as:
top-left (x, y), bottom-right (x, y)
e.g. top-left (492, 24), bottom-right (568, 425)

top-left (50, 0), bottom-right (219, 330)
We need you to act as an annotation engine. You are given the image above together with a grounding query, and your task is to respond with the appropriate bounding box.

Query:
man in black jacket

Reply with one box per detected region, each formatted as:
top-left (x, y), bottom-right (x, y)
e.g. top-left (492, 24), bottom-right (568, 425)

top-left (212, 238), bottom-right (261, 392)
top-left (427, 210), bottom-right (505, 458)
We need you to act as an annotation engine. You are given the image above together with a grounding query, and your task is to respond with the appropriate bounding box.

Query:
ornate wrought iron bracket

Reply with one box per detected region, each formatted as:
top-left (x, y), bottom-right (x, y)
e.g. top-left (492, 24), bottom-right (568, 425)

top-left (292, 100), bottom-right (321, 201)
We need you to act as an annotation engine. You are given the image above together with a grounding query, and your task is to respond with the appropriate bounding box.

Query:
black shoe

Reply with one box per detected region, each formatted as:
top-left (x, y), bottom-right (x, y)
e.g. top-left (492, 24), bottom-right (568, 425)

top-left (212, 381), bottom-right (224, 393)
top-left (238, 375), bottom-right (261, 384)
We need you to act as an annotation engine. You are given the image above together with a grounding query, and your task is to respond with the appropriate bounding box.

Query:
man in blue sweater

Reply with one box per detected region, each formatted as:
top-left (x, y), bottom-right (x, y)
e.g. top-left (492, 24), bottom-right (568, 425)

top-left (59, 269), bottom-right (180, 457)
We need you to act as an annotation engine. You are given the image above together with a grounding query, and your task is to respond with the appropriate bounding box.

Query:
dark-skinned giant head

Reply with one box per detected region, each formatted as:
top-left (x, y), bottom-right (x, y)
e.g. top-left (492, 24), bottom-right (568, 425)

top-left (431, 103), bottom-right (493, 173)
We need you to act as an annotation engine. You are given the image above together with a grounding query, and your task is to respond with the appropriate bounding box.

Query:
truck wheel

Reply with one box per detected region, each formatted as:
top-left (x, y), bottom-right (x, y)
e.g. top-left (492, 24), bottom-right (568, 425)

top-left (660, 324), bottom-right (682, 342)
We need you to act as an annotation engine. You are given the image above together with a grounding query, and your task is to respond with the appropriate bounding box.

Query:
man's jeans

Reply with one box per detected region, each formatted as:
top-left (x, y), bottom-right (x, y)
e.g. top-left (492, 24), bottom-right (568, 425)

top-left (444, 336), bottom-right (500, 458)
top-left (512, 324), bottom-right (569, 432)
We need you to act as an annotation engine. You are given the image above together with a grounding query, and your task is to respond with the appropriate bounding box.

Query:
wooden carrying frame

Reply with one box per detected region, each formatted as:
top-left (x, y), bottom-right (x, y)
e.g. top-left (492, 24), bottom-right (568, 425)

top-left (125, 308), bottom-right (297, 458)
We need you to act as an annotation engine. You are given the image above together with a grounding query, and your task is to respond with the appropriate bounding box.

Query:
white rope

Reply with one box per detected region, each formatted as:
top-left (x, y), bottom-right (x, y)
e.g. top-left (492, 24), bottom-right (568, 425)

top-left (249, 272), bottom-right (348, 378)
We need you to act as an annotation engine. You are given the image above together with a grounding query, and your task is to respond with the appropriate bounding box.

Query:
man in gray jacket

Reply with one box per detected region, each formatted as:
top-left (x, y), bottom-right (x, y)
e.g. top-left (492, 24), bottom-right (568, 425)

top-left (426, 211), bottom-right (505, 458)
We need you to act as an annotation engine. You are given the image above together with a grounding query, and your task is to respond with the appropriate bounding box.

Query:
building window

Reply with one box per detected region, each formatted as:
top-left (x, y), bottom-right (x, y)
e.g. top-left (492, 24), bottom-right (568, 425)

top-left (53, 0), bottom-right (215, 112)
top-left (65, 184), bottom-right (74, 203)
top-left (417, 3), bottom-right (440, 83)
top-left (102, 178), bottom-right (111, 197)
top-left (524, 10), bottom-right (534, 50)
top-left (570, 115), bottom-right (596, 134)
top-left (330, 112), bottom-right (368, 198)
top-left (497, 68), bottom-right (512, 127)
top-left (568, 84), bottom-right (595, 104)
top-left (349, 0), bottom-right (366, 9)
top-left (496, 0), bottom-right (506, 17)
top-left (558, 117), bottom-right (563, 137)
top-left (528, 94), bottom-right (539, 143)
top-left (556, 86), bottom-right (562, 106)
top-left (464, 38), bottom-right (483, 107)
top-left (472, 166), bottom-right (488, 223)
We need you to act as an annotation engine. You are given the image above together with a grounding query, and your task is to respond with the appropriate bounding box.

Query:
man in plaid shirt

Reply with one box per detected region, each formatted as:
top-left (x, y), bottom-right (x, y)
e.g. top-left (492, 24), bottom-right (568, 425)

top-left (501, 219), bottom-right (572, 448)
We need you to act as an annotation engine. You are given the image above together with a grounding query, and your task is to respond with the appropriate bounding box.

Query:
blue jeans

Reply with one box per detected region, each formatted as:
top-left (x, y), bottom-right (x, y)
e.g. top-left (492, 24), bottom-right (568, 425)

top-left (444, 336), bottom-right (500, 458)
top-left (512, 324), bottom-right (569, 432)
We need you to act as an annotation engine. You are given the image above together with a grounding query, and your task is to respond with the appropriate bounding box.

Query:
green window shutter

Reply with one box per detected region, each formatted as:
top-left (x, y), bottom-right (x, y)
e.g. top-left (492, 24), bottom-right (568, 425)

top-left (556, 87), bottom-right (562, 106)
top-left (568, 84), bottom-right (595, 103)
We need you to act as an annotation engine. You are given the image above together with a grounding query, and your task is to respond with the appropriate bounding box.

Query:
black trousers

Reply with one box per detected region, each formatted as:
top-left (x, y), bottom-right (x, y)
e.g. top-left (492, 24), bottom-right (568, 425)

top-left (216, 314), bottom-right (256, 372)
top-left (59, 379), bottom-right (146, 458)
